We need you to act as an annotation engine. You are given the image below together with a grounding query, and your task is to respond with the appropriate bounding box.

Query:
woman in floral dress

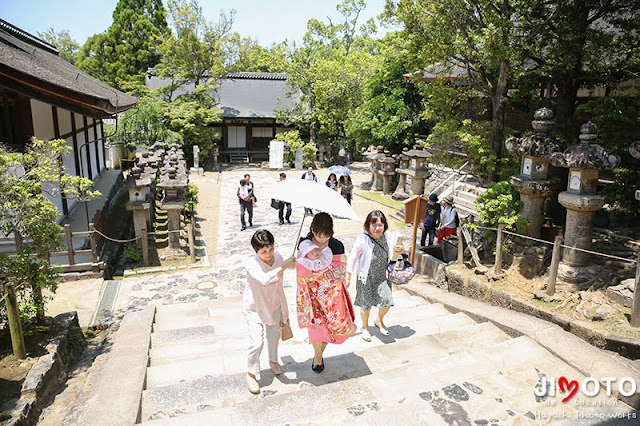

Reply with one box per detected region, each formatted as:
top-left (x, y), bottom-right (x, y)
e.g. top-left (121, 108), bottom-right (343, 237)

top-left (296, 213), bottom-right (356, 373)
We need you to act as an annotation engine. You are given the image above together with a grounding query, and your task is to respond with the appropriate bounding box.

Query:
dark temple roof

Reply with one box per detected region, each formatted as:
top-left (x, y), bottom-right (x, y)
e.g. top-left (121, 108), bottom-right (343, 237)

top-left (146, 71), bottom-right (300, 119)
top-left (0, 19), bottom-right (137, 118)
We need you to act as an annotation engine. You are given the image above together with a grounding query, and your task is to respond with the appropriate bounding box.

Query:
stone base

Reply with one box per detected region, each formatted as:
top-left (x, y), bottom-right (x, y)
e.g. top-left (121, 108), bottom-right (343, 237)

top-left (164, 247), bottom-right (187, 257)
top-left (190, 167), bottom-right (204, 175)
top-left (556, 263), bottom-right (599, 292)
top-left (510, 243), bottom-right (549, 279)
top-left (391, 191), bottom-right (410, 201)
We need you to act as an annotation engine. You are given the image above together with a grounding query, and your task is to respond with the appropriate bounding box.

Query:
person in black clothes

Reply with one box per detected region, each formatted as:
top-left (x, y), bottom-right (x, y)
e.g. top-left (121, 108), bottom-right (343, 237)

top-left (238, 178), bottom-right (253, 231)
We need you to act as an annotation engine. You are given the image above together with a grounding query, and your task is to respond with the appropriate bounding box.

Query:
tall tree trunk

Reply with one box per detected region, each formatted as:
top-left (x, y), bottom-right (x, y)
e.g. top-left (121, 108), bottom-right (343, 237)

top-left (553, 0), bottom-right (588, 143)
top-left (555, 77), bottom-right (580, 142)
top-left (489, 59), bottom-right (509, 183)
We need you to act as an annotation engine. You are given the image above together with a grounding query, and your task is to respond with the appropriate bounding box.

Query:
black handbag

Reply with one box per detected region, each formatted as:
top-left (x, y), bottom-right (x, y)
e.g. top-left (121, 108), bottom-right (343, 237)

top-left (271, 198), bottom-right (281, 209)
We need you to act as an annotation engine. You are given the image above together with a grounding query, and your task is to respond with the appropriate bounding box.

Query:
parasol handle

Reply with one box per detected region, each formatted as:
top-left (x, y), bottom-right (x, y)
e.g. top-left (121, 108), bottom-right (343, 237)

top-left (292, 213), bottom-right (306, 257)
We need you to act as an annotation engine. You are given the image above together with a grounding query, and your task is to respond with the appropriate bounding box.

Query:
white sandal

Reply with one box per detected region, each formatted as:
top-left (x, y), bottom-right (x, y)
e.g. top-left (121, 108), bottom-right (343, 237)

top-left (362, 328), bottom-right (372, 342)
top-left (247, 374), bottom-right (260, 394)
top-left (375, 319), bottom-right (390, 336)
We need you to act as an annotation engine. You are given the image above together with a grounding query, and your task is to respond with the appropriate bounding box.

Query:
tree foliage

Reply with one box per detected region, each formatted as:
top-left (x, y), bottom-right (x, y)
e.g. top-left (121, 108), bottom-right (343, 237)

top-left (37, 28), bottom-right (80, 64)
top-left (76, 0), bottom-right (169, 90)
top-left (345, 32), bottom-right (430, 152)
top-left (0, 139), bottom-right (99, 323)
top-left (270, 0), bottom-right (376, 145)
top-left (273, 130), bottom-right (317, 167)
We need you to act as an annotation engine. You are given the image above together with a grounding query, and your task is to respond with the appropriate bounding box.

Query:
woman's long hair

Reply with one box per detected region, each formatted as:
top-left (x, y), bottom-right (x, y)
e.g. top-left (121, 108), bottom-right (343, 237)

top-left (306, 212), bottom-right (334, 240)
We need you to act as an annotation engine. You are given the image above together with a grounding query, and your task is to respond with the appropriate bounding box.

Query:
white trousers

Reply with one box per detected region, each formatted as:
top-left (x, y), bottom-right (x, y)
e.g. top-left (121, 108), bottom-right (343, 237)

top-left (245, 307), bottom-right (281, 378)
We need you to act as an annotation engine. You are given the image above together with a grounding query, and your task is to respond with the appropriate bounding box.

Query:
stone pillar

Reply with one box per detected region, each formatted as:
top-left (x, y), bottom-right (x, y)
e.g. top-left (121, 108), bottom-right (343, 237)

top-left (125, 166), bottom-right (152, 239)
top-left (549, 121), bottom-right (621, 290)
top-left (505, 108), bottom-right (561, 239)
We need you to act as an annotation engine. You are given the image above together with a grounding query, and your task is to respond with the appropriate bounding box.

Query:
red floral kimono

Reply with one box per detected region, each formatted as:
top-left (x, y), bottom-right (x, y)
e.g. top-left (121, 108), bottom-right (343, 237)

top-left (296, 253), bottom-right (357, 344)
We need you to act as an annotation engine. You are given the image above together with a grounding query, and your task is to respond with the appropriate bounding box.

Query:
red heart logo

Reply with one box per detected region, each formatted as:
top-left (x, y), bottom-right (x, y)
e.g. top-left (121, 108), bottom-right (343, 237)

top-left (558, 377), bottom-right (578, 402)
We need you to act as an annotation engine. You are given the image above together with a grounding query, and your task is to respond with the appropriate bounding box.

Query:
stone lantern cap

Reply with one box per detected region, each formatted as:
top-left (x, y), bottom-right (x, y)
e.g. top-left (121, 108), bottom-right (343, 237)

top-left (125, 166), bottom-right (152, 187)
top-left (629, 140), bottom-right (640, 159)
top-left (406, 146), bottom-right (431, 158)
top-left (398, 148), bottom-right (410, 161)
top-left (505, 107), bottom-right (561, 158)
top-left (549, 121), bottom-right (620, 169)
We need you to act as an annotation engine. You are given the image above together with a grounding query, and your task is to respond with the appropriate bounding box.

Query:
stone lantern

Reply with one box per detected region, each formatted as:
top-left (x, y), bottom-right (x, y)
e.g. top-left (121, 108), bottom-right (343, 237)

top-left (505, 108), bottom-right (562, 238)
top-left (318, 144), bottom-right (326, 163)
top-left (404, 146), bottom-right (431, 196)
top-left (549, 121), bottom-right (621, 289)
top-left (370, 146), bottom-right (385, 191)
top-left (377, 153), bottom-right (397, 195)
top-left (125, 166), bottom-right (152, 239)
top-left (393, 148), bottom-right (411, 200)
top-left (158, 165), bottom-right (188, 256)
top-left (630, 141), bottom-right (640, 201)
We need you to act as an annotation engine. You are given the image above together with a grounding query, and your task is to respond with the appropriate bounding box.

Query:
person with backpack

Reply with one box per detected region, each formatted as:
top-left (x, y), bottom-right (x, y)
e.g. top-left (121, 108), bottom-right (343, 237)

top-left (420, 193), bottom-right (441, 246)
top-left (437, 195), bottom-right (458, 244)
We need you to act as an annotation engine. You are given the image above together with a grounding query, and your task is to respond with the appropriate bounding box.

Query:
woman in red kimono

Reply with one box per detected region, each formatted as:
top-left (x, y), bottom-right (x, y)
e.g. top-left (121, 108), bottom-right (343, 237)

top-left (296, 213), bottom-right (356, 373)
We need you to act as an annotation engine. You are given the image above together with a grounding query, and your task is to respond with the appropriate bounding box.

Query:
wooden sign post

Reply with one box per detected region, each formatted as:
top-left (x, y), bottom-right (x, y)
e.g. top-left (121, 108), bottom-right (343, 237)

top-left (403, 195), bottom-right (429, 264)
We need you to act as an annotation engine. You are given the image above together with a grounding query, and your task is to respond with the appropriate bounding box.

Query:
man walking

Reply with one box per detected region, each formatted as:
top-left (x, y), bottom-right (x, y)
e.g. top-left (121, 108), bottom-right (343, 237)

top-left (238, 178), bottom-right (253, 231)
top-left (301, 166), bottom-right (317, 216)
top-left (277, 173), bottom-right (292, 224)
top-left (420, 193), bottom-right (440, 246)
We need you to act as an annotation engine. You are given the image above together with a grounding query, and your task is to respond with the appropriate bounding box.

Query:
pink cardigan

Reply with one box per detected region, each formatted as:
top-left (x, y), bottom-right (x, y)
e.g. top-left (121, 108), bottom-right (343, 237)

top-left (243, 252), bottom-right (289, 325)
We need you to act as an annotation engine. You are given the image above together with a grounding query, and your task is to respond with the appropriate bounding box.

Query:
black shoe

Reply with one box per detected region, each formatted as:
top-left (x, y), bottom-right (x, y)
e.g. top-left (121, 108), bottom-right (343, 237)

top-left (286, 219), bottom-right (291, 224)
top-left (249, 222), bottom-right (253, 227)
top-left (241, 226), bottom-right (246, 231)
top-left (279, 221), bottom-right (284, 225)
top-left (311, 358), bottom-right (324, 373)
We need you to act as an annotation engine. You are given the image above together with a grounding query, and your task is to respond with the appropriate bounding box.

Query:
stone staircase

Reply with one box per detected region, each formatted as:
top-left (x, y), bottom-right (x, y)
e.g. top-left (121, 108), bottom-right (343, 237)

top-left (137, 287), bottom-right (615, 424)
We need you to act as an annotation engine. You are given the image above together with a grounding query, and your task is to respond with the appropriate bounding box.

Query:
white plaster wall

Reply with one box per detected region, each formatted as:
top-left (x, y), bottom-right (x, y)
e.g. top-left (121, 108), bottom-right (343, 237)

top-left (58, 109), bottom-right (72, 136)
top-left (30, 99), bottom-right (54, 140)
top-left (97, 123), bottom-right (105, 172)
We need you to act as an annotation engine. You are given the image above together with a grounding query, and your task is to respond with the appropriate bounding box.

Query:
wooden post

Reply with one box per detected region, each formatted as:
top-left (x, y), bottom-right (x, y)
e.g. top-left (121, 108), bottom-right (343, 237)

top-left (89, 222), bottom-right (98, 263)
top-left (630, 254), bottom-right (640, 327)
top-left (5, 284), bottom-right (27, 359)
top-left (188, 226), bottom-right (196, 263)
top-left (546, 235), bottom-right (563, 296)
top-left (64, 224), bottom-right (74, 265)
top-left (457, 227), bottom-right (464, 264)
top-left (141, 229), bottom-right (149, 267)
top-left (410, 217), bottom-right (418, 265)
top-left (14, 230), bottom-right (22, 253)
top-left (494, 225), bottom-right (505, 275)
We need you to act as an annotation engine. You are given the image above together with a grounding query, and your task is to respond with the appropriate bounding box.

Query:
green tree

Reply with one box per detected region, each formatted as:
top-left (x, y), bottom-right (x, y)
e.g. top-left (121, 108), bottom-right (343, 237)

top-left (76, 0), bottom-right (169, 90)
top-left (522, 0), bottom-right (640, 140)
top-left (270, 0), bottom-right (376, 146)
top-left (386, 0), bottom-right (559, 182)
top-left (0, 138), bottom-right (99, 337)
top-left (37, 28), bottom-right (80, 64)
top-left (345, 32), bottom-right (429, 152)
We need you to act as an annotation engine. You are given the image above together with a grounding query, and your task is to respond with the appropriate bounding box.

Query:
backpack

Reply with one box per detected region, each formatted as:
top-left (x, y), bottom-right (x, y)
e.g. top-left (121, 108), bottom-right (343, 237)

top-left (454, 211), bottom-right (460, 228)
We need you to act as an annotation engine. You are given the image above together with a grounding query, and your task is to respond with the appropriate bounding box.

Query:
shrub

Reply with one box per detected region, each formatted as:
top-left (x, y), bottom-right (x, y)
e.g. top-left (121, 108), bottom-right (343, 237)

top-left (273, 130), bottom-right (318, 166)
top-left (474, 181), bottom-right (528, 232)
top-left (123, 245), bottom-right (142, 264)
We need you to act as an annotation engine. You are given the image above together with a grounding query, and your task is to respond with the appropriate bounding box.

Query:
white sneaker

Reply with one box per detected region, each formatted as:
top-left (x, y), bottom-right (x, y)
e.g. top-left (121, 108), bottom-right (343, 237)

top-left (361, 328), bottom-right (371, 342)
top-left (247, 374), bottom-right (260, 394)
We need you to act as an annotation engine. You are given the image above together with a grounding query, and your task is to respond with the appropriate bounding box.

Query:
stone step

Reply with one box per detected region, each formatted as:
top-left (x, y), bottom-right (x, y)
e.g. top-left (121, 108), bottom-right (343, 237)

top-left (453, 190), bottom-right (478, 203)
top-left (150, 325), bottom-right (216, 348)
top-left (141, 333), bottom-right (524, 424)
top-left (153, 296), bottom-right (243, 331)
top-left (452, 195), bottom-right (477, 211)
top-left (430, 321), bottom-right (511, 352)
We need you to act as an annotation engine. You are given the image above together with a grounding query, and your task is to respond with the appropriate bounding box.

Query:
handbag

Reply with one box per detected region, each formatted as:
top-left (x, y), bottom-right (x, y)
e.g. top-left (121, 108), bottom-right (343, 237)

top-left (280, 322), bottom-right (293, 341)
top-left (386, 253), bottom-right (416, 285)
top-left (271, 198), bottom-right (281, 210)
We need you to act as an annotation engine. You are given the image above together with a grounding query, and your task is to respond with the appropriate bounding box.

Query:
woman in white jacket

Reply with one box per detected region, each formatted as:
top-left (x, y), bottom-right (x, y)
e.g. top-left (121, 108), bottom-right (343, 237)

top-left (346, 210), bottom-right (404, 342)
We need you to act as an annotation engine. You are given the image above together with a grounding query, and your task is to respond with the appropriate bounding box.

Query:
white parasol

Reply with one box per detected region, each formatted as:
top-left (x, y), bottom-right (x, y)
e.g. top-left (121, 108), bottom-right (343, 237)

top-left (264, 179), bottom-right (358, 254)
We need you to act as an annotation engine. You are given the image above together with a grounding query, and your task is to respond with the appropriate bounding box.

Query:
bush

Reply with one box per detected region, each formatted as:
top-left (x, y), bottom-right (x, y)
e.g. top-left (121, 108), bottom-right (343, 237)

top-left (123, 245), bottom-right (142, 264)
top-left (474, 181), bottom-right (528, 232)
top-left (273, 130), bottom-right (318, 166)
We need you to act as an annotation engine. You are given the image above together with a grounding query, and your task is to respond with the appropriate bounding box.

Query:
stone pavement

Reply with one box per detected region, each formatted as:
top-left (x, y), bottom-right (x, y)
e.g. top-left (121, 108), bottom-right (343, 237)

top-left (38, 166), bottom-right (640, 424)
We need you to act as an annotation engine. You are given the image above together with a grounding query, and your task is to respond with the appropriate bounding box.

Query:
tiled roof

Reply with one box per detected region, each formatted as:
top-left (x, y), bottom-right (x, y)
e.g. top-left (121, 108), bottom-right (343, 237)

top-left (226, 72), bottom-right (288, 80)
top-left (0, 19), bottom-right (137, 117)
top-left (146, 72), bottom-right (300, 119)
